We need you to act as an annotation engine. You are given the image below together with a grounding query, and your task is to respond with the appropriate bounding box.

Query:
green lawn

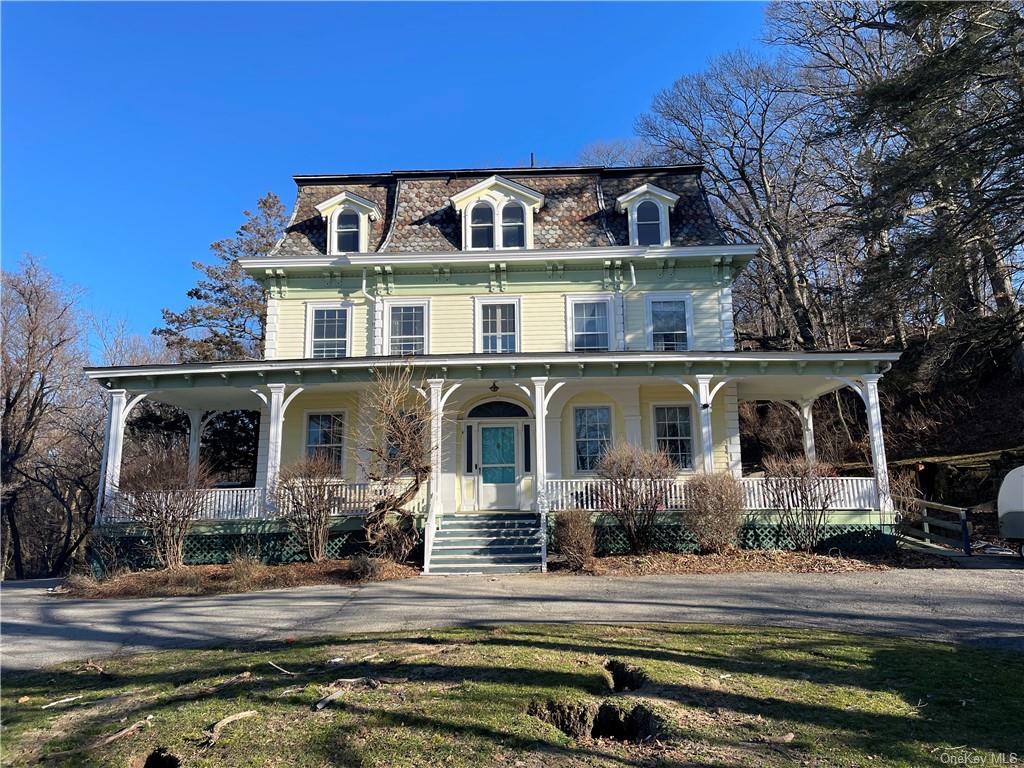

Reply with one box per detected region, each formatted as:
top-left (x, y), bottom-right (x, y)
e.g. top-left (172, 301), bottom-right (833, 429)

top-left (2, 624), bottom-right (1021, 767)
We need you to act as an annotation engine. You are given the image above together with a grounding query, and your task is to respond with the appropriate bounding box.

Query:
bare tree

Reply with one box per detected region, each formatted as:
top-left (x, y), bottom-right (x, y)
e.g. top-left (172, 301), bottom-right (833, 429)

top-left (762, 456), bottom-right (838, 553)
top-left (273, 454), bottom-right (339, 563)
top-left (638, 51), bottom-right (823, 348)
top-left (576, 138), bottom-right (657, 168)
top-left (596, 444), bottom-right (675, 554)
top-left (1, 256), bottom-right (86, 578)
top-left (117, 440), bottom-right (211, 569)
top-left (356, 366), bottom-right (433, 563)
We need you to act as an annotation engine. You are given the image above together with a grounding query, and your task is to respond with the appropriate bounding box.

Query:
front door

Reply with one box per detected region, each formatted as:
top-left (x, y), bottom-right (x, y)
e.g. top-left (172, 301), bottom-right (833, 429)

top-left (478, 424), bottom-right (517, 510)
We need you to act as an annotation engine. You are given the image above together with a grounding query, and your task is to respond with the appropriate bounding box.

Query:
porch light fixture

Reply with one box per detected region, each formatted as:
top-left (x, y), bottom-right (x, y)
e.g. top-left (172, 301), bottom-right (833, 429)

top-left (489, 380), bottom-right (500, 392)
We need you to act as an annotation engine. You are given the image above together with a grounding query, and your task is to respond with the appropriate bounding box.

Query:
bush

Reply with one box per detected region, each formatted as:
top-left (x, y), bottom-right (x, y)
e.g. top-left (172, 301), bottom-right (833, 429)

top-left (762, 456), bottom-right (839, 552)
top-left (273, 454), bottom-right (340, 562)
top-left (229, 553), bottom-right (263, 590)
top-left (117, 440), bottom-right (211, 570)
top-left (350, 553), bottom-right (383, 581)
top-left (682, 472), bottom-right (746, 554)
top-left (554, 509), bottom-right (595, 571)
top-left (596, 444), bottom-right (675, 554)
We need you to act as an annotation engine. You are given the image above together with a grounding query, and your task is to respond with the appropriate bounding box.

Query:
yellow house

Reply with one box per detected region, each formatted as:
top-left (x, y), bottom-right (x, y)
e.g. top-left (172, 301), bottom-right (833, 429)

top-left (87, 164), bottom-right (900, 573)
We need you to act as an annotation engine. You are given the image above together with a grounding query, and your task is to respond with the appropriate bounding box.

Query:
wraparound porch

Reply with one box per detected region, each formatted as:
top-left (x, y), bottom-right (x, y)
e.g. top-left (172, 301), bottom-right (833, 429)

top-left (87, 350), bottom-right (900, 569)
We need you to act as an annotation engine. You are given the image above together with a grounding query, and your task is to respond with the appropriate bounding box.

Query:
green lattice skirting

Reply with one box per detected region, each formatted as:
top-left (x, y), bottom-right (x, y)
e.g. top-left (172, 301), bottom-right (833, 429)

top-left (546, 516), bottom-right (896, 556)
top-left (89, 517), bottom-right (423, 578)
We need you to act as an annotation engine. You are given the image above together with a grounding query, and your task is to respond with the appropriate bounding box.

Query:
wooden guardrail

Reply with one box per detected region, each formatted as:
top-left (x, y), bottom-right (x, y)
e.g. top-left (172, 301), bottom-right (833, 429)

top-left (895, 496), bottom-right (972, 555)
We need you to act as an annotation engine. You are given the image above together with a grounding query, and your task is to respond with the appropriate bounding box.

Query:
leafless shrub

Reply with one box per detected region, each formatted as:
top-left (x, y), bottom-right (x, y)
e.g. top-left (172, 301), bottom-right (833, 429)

top-left (554, 509), bottom-right (595, 571)
top-left (596, 444), bottom-right (675, 554)
top-left (349, 553), bottom-right (383, 581)
top-left (117, 441), bottom-right (211, 569)
top-left (683, 473), bottom-right (746, 554)
top-left (356, 366), bottom-right (432, 563)
top-left (229, 553), bottom-right (263, 590)
top-left (890, 468), bottom-right (925, 524)
top-left (273, 454), bottom-right (340, 563)
top-left (762, 456), bottom-right (838, 553)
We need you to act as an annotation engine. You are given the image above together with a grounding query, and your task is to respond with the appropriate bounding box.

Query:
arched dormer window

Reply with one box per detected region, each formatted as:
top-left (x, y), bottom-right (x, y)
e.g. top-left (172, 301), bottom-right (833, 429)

top-left (470, 202), bottom-right (495, 249)
top-left (501, 202), bottom-right (526, 249)
top-left (314, 190), bottom-right (383, 256)
top-left (450, 175), bottom-right (545, 251)
top-left (615, 183), bottom-right (680, 247)
top-left (635, 201), bottom-right (662, 247)
top-left (335, 209), bottom-right (360, 253)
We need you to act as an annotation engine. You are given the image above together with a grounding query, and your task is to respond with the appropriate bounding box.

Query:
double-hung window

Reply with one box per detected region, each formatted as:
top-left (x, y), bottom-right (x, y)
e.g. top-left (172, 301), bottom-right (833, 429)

top-left (386, 301), bottom-right (428, 355)
top-left (574, 406), bottom-right (611, 472)
top-left (305, 413), bottom-right (345, 469)
top-left (568, 297), bottom-right (613, 352)
top-left (653, 405), bottom-right (693, 469)
top-left (306, 303), bottom-right (350, 358)
top-left (646, 294), bottom-right (690, 351)
top-left (477, 298), bottom-right (519, 353)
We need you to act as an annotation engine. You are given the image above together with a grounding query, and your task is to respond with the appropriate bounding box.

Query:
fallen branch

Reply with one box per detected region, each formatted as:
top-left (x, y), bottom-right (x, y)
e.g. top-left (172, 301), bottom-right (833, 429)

top-left (204, 710), bottom-right (258, 746)
top-left (753, 732), bottom-right (796, 745)
top-left (268, 661), bottom-right (298, 677)
top-left (43, 716), bottom-right (151, 759)
top-left (312, 677), bottom-right (382, 710)
top-left (74, 660), bottom-right (111, 678)
top-left (41, 695), bottom-right (83, 710)
top-left (202, 671), bottom-right (252, 694)
top-left (278, 685), bottom-right (307, 698)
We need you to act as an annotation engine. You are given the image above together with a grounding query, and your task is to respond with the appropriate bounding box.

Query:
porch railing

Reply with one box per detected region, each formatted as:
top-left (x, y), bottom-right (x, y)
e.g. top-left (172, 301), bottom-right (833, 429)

top-left (546, 476), bottom-right (878, 513)
top-left (100, 481), bottom-right (430, 524)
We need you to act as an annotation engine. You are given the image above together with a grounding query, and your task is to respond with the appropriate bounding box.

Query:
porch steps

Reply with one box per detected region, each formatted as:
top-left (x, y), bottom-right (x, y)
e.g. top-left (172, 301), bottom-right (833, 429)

top-left (426, 512), bottom-right (543, 575)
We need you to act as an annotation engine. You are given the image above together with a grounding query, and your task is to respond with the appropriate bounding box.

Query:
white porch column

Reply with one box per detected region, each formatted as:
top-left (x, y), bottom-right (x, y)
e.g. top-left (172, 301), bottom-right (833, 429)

top-left (187, 410), bottom-right (204, 479)
top-left (861, 375), bottom-right (892, 511)
top-left (531, 376), bottom-right (549, 572)
top-left (264, 383), bottom-right (286, 489)
top-left (426, 379), bottom-right (444, 505)
top-left (96, 388), bottom-right (128, 516)
top-left (798, 399), bottom-right (817, 463)
top-left (695, 375), bottom-right (715, 474)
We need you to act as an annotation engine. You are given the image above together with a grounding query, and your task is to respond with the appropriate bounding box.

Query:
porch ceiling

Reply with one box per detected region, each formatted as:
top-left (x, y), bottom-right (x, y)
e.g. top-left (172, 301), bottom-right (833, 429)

top-left (86, 350), bottom-right (900, 396)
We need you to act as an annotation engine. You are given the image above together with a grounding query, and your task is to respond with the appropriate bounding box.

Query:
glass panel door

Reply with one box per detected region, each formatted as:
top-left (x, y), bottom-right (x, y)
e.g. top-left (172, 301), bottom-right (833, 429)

top-left (478, 425), bottom-right (517, 509)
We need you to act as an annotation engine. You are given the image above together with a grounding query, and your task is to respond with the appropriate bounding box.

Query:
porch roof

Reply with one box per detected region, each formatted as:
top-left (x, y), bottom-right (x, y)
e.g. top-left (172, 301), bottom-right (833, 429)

top-left (85, 350), bottom-right (900, 410)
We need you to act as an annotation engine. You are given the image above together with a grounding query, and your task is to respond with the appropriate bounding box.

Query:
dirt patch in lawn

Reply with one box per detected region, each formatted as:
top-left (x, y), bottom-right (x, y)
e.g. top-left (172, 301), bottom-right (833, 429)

top-left (59, 559), bottom-right (417, 599)
top-left (553, 548), bottom-right (956, 576)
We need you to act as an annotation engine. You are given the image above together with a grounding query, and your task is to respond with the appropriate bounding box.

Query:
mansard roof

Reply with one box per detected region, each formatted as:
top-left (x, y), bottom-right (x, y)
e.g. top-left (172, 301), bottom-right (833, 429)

top-left (271, 163), bottom-right (727, 258)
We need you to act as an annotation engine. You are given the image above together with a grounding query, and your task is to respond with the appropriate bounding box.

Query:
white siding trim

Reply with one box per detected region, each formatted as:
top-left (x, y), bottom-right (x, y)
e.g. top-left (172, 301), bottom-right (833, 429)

top-left (264, 294), bottom-right (280, 359)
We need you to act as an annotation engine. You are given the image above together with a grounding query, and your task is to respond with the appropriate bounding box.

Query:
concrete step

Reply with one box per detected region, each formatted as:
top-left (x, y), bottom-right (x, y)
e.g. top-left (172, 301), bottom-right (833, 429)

top-left (438, 519), bottom-right (539, 531)
top-left (429, 552), bottom-right (542, 566)
top-left (432, 534), bottom-right (543, 546)
top-left (430, 544), bottom-right (542, 557)
top-left (427, 563), bottom-right (543, 575)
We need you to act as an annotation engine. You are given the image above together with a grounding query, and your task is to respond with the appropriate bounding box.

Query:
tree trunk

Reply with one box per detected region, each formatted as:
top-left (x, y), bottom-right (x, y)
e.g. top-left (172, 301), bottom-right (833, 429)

top-left (3, 500), bottom-right (25, 580)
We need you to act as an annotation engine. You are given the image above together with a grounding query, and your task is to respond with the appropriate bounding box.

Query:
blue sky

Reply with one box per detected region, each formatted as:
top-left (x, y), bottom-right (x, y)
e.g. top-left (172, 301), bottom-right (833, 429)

top-left (2, 2), bottom-right (767, 343)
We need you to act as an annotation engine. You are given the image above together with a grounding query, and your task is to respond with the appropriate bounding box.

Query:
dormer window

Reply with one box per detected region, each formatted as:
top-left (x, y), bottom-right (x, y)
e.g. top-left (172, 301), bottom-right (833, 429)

top-left (335, 209), bottom-right (360, 252)
top-left (615, 183), bottom-right (680, 248)
top-left (470, 202), bottom-right (495, 248)
top-left (635, 201), bottom-right (662, 247)
top-left (450, 175), bottom-right (545, 251)
top-left (314, 191), bottom-right (382, 256)
top-left (501, 202), bottom-right (526, 248)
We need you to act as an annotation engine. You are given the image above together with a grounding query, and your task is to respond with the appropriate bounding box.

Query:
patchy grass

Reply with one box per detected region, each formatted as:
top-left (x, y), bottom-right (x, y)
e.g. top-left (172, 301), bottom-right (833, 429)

top-left (553, 548), bottom-right (955, 576)
top-left (2, 624), bottom-right (1020, 767)
top-left (60, 558), bottom-right (416, 599)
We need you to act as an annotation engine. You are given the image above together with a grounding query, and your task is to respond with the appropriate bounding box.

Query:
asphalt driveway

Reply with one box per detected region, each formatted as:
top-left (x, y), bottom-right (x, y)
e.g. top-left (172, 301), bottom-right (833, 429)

top-left (2, 568), bottom-right (1022, 671)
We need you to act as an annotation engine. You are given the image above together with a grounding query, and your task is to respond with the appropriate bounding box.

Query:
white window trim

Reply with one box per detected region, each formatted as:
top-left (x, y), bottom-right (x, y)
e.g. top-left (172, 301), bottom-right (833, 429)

top-left (466, 200), bottom-right (497, 251)
top-left (565, 294), bottom-right (617, 352)
top-left (327, 206), bottom-right (367, 255)
top-left (451, 176), bottom-right (543, 252)
top-left (381, 297), bottom-right (431, 356)
top-left (497, 199), bottom-right (528, 250)
top-left (303, 409), bottom-right (347, 474)
top-left (473, 296), bottom-right (522, 354)
top-left (644, 292), bottom-right (694, 351)
top-left (304, 300), bottom-right (354, 359)
top-left (649, 402), bottom-right (697, 473)
top-left (572, 404), bottom-right (614, 475)
top-left (615, 183), bottom-right (679, 248)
